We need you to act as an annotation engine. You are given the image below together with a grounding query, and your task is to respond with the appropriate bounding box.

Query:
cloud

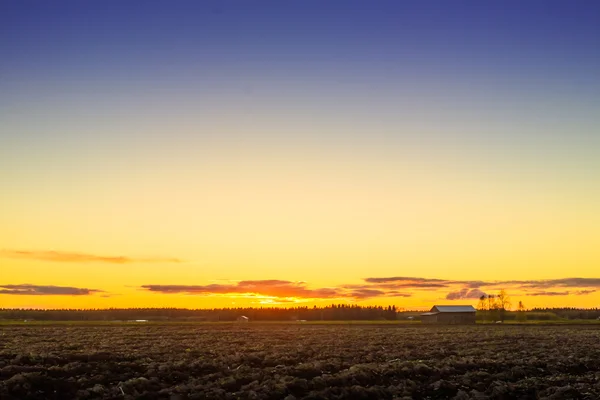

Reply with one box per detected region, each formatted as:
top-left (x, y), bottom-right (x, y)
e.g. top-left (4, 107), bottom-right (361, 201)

top-left (364, 277), bottom-right (448, 285)
top-left (527, 291), bottom-right (570, 297)
top-left (142, 275), bottom-right (600, 302)
top-left (362, 276), bottom-right (485, 289)
top-left (527, 289), bottom-right (596, 297)
top-left (512, 278), bottom-right (600, 289)
top-left (141, 281), bottom-right (346, 299)
top-left (141, 280), bottom-right (411, 300)
top-left (364, 276), bottom-right (600, 291)
top-left (362, 276), bottom-right (600, 300)
top-left (445, 288), bottom-right (487, 300)
top-left (384, 291), bottom-right (413, 297)
top-left (0, 284), bottom-right (103, 296)
top-left (237, 280), bottom-right (296, 288)
top-left (0, 249), bottom-right (181, 264)
top-left (576, 289), bottom-right (596, 295)
top-left (349, 289), bottom-right (386, 299)
top-left (464, 281), bottom-right (489, 288)
top-left (378, 282), bottom-right (449, 289)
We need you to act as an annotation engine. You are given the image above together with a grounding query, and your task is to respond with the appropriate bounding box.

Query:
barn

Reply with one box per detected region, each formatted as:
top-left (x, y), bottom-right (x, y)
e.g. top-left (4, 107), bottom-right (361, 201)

top-left (420, 305), bottom-right (476, 324)
top-left (237, 315), bottom-right (249, 323)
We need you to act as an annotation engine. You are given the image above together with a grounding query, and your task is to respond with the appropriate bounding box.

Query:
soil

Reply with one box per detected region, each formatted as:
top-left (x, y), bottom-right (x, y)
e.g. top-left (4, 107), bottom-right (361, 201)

top-left (1, 324), bottom-right (599, 399)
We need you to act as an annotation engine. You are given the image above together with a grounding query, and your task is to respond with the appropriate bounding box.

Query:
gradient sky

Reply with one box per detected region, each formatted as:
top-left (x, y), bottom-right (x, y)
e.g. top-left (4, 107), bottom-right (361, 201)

top-left (1, 1), bottom-right (600, 309)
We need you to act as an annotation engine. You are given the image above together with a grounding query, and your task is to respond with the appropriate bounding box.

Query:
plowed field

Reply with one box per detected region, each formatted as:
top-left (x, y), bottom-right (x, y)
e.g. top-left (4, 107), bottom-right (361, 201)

top-left (1, 324), bottom-right (599, 399)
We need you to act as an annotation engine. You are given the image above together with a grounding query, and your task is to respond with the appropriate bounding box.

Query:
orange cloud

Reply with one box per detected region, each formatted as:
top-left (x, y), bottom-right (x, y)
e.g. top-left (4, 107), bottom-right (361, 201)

top-left (141, 280), bottom-right (411, 300)
top-left (0, 249), bottom-right (181, 264)
top-left (141, 276), bottom-right (600, 302)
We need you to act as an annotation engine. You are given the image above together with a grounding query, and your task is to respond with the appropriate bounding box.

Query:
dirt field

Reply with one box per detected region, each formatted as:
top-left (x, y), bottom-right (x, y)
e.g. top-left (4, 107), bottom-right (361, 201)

top-left (1, 324), bottom-right (599, 399)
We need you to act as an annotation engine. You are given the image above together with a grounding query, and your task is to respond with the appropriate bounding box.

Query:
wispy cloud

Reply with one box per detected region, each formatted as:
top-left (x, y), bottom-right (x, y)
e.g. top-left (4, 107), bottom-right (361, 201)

top-left (362, 277), bottom-right (483, 289)
top-left (1, 250), bottom-right (181, 264)
top-left (527, 291), bottom-right (570, 297)
top-left (527, 289), bottom-right (596, 297)
top-left (0, 284), bottom-right (103, 296)
top-left (141, 275), bottom-right (600, 302)
top-left (386, 290), bottom-right (414, 297)
top-left (362, 276), bottom-right (600, 300)
top-left (511, 278), bottom-right (600, 289)
top-left (446, 288), bottom-right (487, 300)
top-left (348, 288), bottom-right (386, 299)
top-left (364, 276), bottom-right (600, 290)
top-left (5, 275), bottom-right (597, 301)
top-left (142, 281), bottom-right (345, 300)
top-left (141, 280), bottom-right (411, 300)
top-left (364, 277), bottom-right (449, 287)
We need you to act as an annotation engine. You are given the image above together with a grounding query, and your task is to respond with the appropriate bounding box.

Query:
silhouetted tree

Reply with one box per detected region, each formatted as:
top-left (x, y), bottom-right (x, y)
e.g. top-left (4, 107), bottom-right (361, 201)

top-left (516, 300), bottom-right (526, 322)
top-left (496, 289), bottom-right (511, 322)
top-left (477, 294), bottom-right (488, 311)
top-left (485, 294), bottom-right (498, 321)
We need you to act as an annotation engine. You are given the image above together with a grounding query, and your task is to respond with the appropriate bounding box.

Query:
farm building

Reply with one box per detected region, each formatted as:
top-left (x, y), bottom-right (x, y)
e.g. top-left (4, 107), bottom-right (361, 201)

top-left (420, 305), bottom-right (476, 324)
top-left (237, 315), bottom-right (249, 323)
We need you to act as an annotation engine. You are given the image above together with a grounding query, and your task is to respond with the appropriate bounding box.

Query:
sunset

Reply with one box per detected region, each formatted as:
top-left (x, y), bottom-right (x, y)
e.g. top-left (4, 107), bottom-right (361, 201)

top-left (2, 2), bottom-right (600, 398)
top-left (2, 1), bottom-right (599, 312)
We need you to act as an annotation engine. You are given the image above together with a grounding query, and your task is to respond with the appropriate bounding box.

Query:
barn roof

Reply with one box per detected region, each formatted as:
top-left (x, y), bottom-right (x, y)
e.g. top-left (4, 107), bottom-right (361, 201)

top-left (432, 305), bottom-right (476, 313)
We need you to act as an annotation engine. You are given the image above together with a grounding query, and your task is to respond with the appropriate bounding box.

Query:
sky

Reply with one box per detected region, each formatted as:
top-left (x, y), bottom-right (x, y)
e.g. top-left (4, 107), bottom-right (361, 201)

top-left (1, 1), bottom-right (599, 310)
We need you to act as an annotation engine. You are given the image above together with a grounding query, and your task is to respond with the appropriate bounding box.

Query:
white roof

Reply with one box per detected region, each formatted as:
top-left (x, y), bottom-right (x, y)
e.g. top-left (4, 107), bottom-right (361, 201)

top-left (432, 305), bottom-right (476, 313)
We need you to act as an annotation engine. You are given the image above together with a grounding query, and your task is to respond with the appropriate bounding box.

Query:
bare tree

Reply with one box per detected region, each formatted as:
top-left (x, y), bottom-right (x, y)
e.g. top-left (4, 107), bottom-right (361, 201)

top-left (516, 300), bottom-right (526, 322)
top-left (477, 294), bottom-right (488, 311)
top-left (487, 294), bottom-right (497, 321)
top-left (477, 294), bottom-right (488, 322)
top-left (496, 289), bottom-right (511, 322)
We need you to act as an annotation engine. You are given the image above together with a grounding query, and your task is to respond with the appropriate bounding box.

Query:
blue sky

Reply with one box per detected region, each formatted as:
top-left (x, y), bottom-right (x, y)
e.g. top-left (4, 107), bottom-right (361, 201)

top-left (3, 1), bottom-right (599, 147)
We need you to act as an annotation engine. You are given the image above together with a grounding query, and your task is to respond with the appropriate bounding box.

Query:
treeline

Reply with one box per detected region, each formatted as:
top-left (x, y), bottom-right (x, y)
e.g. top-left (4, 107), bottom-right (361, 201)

top-left (1, 306), bottom-right (598, 322)
top-left (529, 308), bottom-right (600, 320)
top-left (475, 308), bottom-right (600, 321)
top-left (0, 304), bottom-right (399, 322)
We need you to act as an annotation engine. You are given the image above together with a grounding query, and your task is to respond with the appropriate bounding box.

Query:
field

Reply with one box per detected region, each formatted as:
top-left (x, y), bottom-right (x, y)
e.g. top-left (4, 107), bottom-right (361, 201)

top-left (1, 324), bottom-right (599, 399)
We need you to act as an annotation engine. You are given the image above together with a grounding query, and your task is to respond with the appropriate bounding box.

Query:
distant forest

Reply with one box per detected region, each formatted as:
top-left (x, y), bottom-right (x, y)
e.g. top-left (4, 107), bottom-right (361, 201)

top-left (1, 305), bottom-right (599, 321)
top-left (0, 305), bottom-right (398, 321)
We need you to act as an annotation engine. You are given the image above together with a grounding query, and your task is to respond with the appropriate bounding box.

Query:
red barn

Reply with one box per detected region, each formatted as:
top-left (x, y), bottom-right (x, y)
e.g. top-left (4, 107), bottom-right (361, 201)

top-left (420, 305), bottom-right (476, 324)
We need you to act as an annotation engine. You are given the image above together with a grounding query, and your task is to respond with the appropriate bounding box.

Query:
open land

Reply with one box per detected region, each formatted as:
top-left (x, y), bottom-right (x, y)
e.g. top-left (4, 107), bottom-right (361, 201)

top-left (1, 324), bottom-right (599, 399)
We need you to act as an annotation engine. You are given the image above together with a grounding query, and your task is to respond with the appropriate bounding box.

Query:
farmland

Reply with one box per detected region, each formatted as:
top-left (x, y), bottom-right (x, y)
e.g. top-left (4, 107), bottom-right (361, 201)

top-left (1, 324), bottom-right (599, 399)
